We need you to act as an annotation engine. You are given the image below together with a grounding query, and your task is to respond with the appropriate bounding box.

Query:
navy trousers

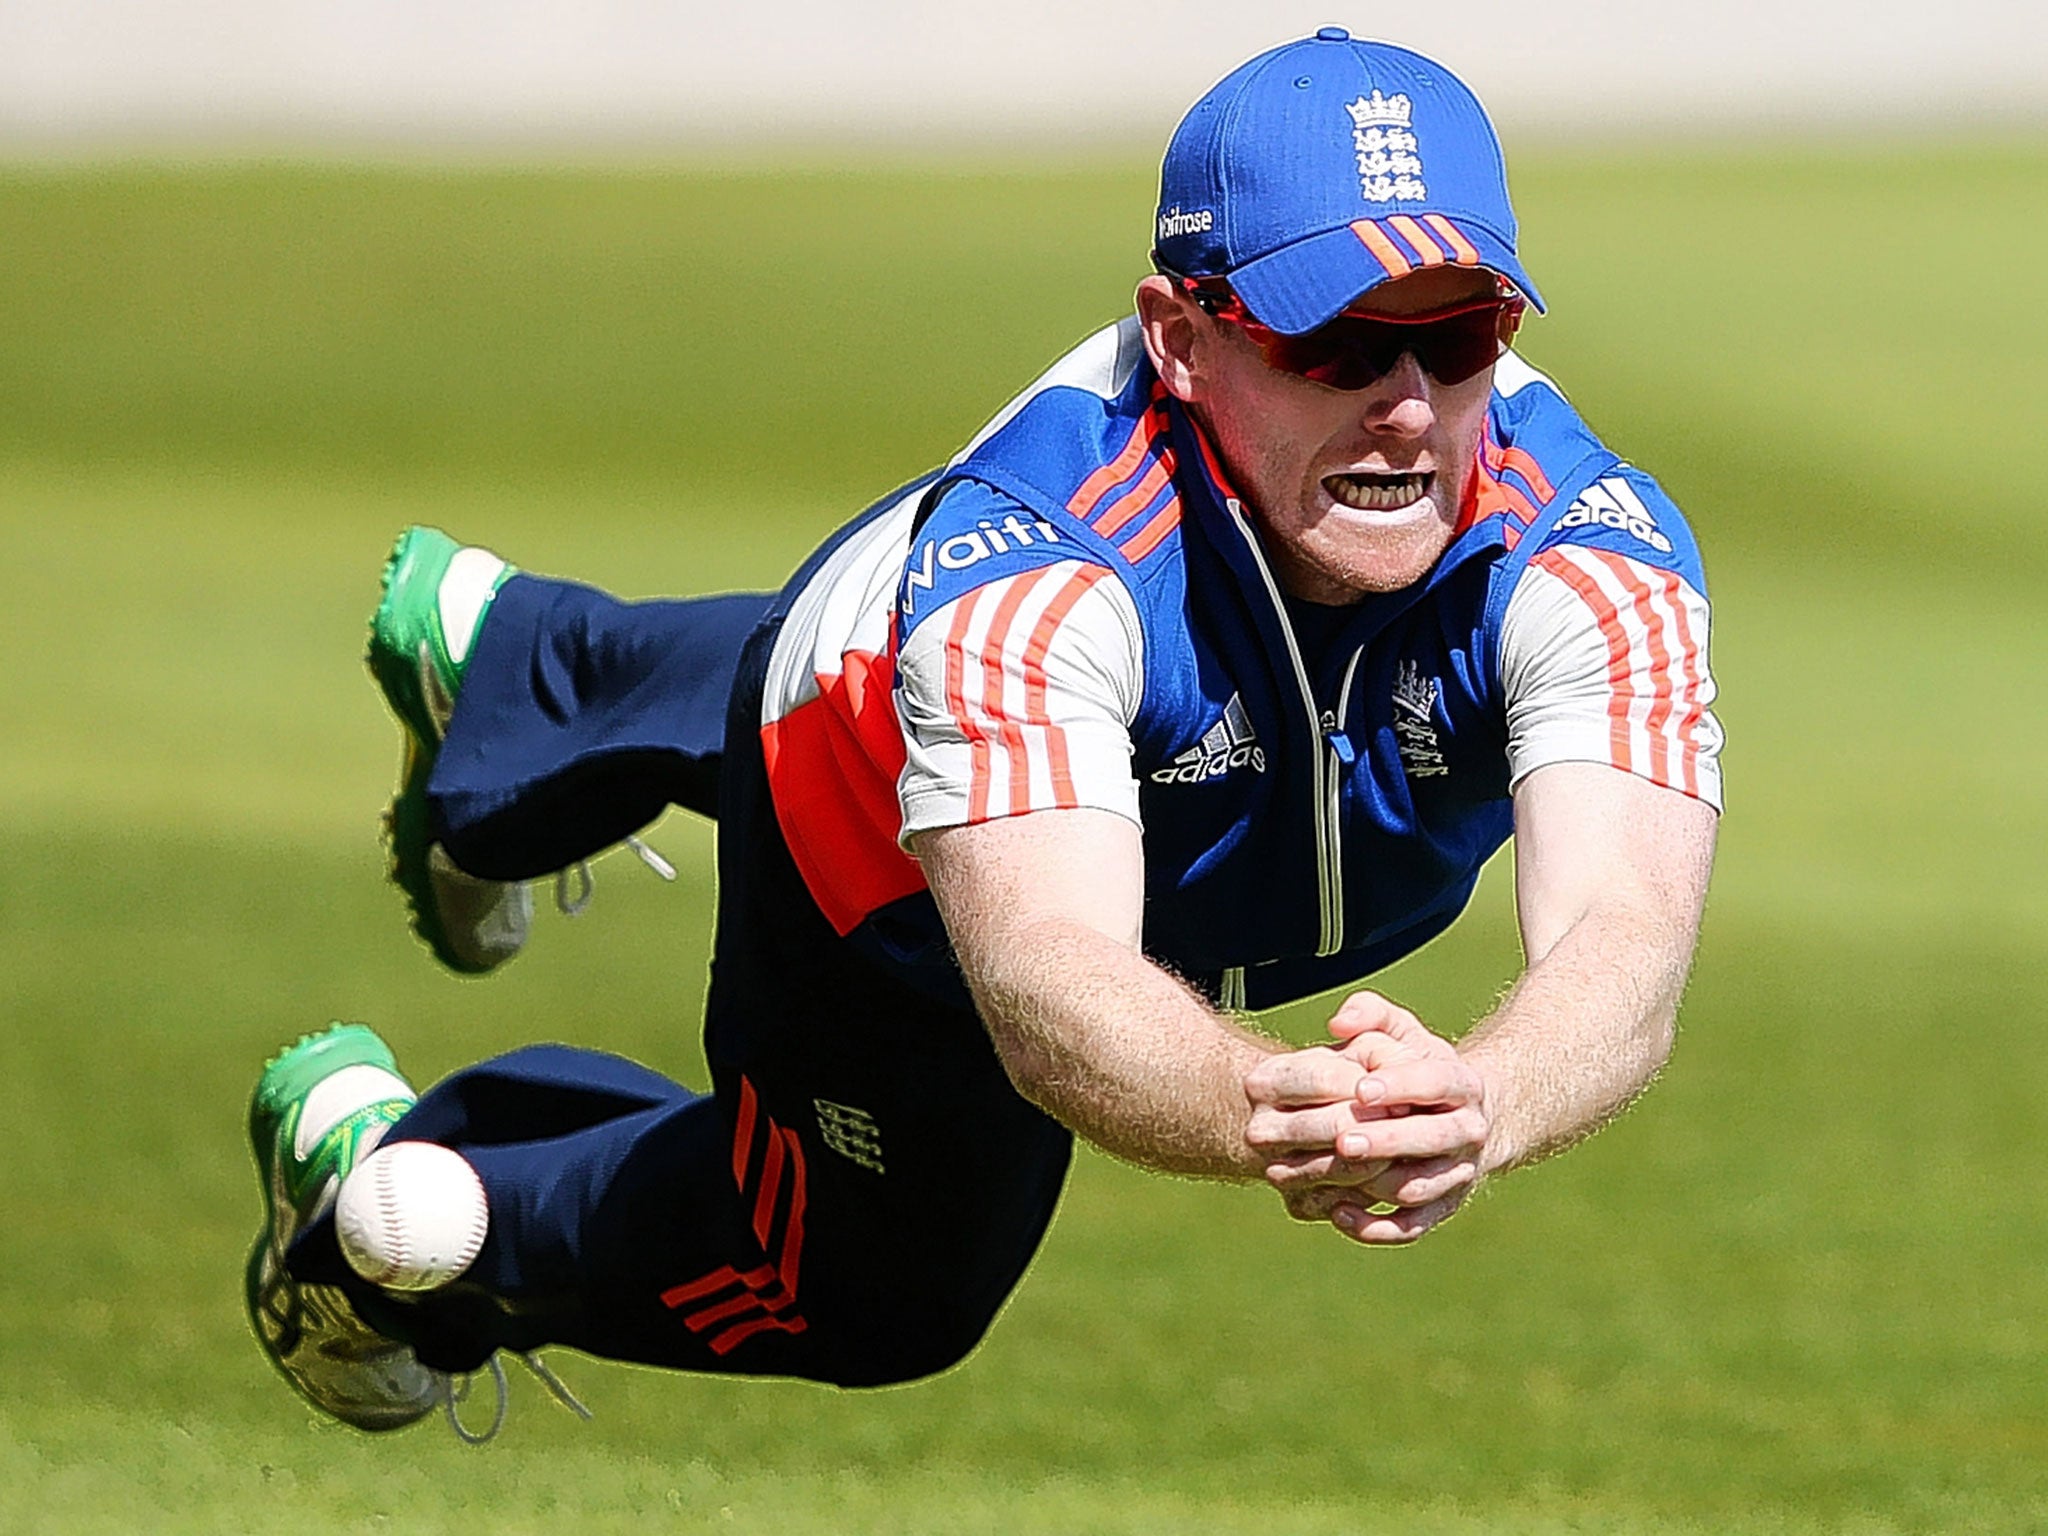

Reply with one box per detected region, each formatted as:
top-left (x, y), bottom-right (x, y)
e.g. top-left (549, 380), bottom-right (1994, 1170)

top-left (291, 568), bottom-right (1073, 1387)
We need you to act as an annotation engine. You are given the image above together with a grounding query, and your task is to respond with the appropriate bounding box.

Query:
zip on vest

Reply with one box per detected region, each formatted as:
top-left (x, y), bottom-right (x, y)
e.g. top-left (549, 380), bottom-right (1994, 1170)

top-left (1322, 645), bottom-right (1367, 956)
top-left (1222, 499), bottom-right (1344, 958)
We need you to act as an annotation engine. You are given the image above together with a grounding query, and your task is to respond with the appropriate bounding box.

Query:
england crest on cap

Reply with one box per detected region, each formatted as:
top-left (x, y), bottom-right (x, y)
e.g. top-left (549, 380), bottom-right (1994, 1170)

top-left (1154, 29), bottom-right (1544, 334)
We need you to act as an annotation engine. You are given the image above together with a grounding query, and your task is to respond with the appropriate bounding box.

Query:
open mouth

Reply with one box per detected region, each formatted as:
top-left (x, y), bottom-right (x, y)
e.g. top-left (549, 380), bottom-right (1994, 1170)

top-left (1325, 470), bottom-right (1434, 512)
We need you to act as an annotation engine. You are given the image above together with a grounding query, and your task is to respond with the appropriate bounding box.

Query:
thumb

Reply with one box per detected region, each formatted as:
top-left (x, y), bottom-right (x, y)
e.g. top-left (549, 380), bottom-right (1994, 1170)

top-left (1327, 990), bottom-right (1428, 1046)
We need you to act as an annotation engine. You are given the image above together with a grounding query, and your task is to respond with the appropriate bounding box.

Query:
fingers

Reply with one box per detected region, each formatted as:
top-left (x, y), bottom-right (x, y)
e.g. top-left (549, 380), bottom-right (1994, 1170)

top-left (1270, 1153), bottom-right (1475, 1209)
top-left (1334, 1098), bottom-right (1487, 1164)
top-left (1326, 990), bottom-right (1431, 1047)
top-left (1246, 1098), bottom-right (1387, 1158)
top-left (1346, 1051), bottom-right (1485, 1117)
top-left (1278, 1167), bottom-right (1477, 1245)
top-left (1332, 1188), bottom-right (1471, 1246)
top-left (1243, 1046), bottom-right (1375, 1111)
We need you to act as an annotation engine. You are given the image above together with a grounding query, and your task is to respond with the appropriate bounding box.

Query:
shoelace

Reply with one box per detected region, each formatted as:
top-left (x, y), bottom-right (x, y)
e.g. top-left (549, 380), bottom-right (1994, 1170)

top-left (440, 1351), bottom-right (594, 1446)
top-left (553, 835), bottom-right (676, 917)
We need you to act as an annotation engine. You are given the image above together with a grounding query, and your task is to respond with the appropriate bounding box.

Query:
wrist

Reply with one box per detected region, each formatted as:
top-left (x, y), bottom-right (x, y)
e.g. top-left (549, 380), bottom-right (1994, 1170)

top-left (1460, 1050), bottom-right (1518, 1176)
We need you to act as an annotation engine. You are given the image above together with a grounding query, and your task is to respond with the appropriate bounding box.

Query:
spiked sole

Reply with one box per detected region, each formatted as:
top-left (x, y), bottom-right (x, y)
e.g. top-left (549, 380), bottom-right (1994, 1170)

top-left (366, 527), bottom-right (498, 975)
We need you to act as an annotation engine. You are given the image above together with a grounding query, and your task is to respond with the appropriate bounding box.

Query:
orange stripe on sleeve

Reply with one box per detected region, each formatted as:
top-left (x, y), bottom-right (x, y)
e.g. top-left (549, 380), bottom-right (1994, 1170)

top-left (1658, 567), bottom-right (1706, 798)
top-left (1422, 214), bottom-right (1482, 266)
top-left (1350, 219), bottom-right (1413, 278)
top-left (1387, 215), bottom-right (1446, 266)
top-left (943, 588), bottom-right (993, 821)
top-left (1119, 496), bottom-right (1182, 563)
top-left (1591, 550), bottom-right (1673, 786)
top-left (1092, 449), bottom-right (1175, 539)
top-left (1495, 445), bottom-right (1556, 502)
top-left (1018, 565), bottom-right (1112, 809)
top-left (1068, 402), bottom-right (1166, 519)
top-left (1533, 550), bottom-right (1636, 774)
top-left (978, 568), bottom-right (1054, 818)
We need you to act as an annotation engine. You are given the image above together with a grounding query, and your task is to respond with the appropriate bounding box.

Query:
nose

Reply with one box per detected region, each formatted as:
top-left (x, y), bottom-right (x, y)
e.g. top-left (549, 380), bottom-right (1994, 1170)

top-left (1358, 352), bottom-right (1436, 438)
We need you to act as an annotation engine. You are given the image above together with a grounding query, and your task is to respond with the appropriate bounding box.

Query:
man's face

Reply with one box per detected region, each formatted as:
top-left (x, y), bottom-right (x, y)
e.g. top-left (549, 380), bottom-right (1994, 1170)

top-left (1139, 266), bottom-right (1501, 605)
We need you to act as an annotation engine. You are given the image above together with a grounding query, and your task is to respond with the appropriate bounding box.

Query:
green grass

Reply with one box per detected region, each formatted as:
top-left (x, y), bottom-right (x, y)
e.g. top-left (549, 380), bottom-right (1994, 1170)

top-left (3, 145), bottom-right (2046, 1533)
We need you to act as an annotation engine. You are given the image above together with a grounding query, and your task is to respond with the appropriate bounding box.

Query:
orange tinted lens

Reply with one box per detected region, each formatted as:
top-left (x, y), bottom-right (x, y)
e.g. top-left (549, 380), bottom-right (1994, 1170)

top-left (1263, 302), bottom-right (1511, 389)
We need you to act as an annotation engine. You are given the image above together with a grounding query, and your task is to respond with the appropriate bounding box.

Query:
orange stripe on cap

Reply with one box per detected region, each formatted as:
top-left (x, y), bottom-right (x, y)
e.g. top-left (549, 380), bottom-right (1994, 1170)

top-left (1350, 219), bottom-right (1413, 279)
top-left (1387, 215), bottom-right (1446, 267)
top-left (1422, 214), bottom-right (1482, 266)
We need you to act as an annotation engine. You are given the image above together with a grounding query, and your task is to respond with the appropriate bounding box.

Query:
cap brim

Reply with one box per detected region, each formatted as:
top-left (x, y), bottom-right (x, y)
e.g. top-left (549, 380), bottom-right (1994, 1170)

top-left (1229, 216), bottom-right (1544, 334)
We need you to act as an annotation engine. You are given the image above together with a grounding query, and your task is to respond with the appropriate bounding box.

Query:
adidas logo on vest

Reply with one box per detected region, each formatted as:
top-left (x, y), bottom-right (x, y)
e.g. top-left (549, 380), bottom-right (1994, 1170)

top-left (1152, 694), bottom-right (1266, 784)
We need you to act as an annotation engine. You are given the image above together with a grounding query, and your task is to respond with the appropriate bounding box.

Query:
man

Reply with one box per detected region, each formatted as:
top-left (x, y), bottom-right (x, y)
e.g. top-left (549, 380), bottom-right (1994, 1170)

top-left (246, 29), bottom-right (1720, 1436)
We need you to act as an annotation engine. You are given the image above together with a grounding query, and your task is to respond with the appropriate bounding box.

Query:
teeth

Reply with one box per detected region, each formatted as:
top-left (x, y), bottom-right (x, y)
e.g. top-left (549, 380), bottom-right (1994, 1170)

top-left (1327, 472), bottom-right (1431, 512)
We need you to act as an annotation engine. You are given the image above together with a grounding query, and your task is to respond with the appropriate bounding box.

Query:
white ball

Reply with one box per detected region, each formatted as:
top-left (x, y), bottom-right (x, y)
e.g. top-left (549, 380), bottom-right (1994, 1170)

top-left (336, 1141), bottom-right (489, 1293)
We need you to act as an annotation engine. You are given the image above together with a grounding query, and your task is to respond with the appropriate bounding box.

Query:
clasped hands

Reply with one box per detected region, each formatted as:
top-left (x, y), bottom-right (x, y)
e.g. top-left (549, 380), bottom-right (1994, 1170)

top-left (1242, 991), bottom-right (1492, 1246)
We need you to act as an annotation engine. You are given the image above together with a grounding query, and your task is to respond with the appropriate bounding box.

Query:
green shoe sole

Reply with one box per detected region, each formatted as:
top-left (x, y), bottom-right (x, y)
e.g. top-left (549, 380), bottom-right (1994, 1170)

top-left (366, 527), bottom-right (510, 976)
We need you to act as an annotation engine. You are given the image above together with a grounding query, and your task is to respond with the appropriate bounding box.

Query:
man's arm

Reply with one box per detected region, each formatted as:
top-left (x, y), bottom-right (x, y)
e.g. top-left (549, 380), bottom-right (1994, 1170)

top-left (1256, 761), bottom-right (1716, 1243)
top-left (1448, 759), bottom-right (1717, 1172)
top-left (912, 809), bottom-right (1281, 1179)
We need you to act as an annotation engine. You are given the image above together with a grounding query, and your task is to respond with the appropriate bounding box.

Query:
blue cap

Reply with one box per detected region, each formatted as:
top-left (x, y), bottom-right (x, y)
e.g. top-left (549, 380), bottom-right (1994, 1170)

top-left (1153, 29), bottom-right (1543, 333)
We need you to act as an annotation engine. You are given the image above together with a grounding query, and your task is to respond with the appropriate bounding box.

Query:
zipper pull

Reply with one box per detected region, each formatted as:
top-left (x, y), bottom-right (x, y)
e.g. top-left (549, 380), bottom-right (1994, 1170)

top-left (1324, 724), bottom-right (1356, 766)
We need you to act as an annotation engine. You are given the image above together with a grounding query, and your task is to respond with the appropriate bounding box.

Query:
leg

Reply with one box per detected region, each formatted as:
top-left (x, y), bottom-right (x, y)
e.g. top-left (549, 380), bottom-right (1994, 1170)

top-left (430, 579), bottom-right (773, 879)
top-left (367, 524), bottom-right (770, 971)
top-left (294, 622), bottom-right (1072, 1389)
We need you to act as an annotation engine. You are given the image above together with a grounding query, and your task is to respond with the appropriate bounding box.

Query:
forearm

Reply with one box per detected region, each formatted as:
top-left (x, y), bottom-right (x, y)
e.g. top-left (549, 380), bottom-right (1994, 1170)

top-left (959, 916), bottom-right (1278, 1180)
top-left (1459, 898), bottom-right (1691, 1174)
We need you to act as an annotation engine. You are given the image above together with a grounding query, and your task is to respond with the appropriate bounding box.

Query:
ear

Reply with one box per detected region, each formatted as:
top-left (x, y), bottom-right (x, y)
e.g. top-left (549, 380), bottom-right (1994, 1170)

top-left (1135, 275), bottom-right (1205, 404)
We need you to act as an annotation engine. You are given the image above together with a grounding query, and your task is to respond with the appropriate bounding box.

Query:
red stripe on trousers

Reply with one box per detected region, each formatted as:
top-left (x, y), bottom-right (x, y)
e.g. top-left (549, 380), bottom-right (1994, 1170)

top-left (731, 1075), bottom-right (758, 1188)
top-left (709, 1312), bottom-right (809, 1356)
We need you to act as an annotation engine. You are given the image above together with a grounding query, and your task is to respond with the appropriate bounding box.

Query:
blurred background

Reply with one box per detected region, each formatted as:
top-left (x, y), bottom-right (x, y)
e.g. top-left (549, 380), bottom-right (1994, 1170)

top-left (3, 4), bottom-right (2046, 1533)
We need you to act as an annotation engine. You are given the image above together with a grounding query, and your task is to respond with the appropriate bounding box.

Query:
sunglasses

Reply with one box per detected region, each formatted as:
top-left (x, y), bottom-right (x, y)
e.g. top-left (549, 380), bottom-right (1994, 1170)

top-left (1179, 277), bottom-right (1525, 390)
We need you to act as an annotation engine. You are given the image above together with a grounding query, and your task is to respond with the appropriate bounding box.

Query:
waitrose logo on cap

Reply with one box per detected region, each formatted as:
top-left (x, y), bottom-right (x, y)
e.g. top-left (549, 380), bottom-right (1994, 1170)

top-left (1156, 205), bottom-right (1215, 241)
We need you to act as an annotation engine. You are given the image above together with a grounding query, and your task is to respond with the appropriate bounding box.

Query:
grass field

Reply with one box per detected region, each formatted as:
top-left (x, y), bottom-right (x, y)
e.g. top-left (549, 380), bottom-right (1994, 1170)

top-left (3, 144), bottom-right (2047, 1533)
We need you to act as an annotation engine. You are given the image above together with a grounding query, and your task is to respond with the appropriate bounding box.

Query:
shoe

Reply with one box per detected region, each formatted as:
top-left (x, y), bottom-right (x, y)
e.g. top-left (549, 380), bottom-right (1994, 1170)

top-left (366, 526), bottom-right (532, 975)
top-left (246, 1024), bottom-right (597, 1443)
top-left (245, 1023), bottom-right (440, 1431)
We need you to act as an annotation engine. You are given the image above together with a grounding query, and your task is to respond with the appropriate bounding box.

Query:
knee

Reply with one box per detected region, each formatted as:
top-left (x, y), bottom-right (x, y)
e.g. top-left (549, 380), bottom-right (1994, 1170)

top-left (826, 1290), bottom-right (1007, 1388)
